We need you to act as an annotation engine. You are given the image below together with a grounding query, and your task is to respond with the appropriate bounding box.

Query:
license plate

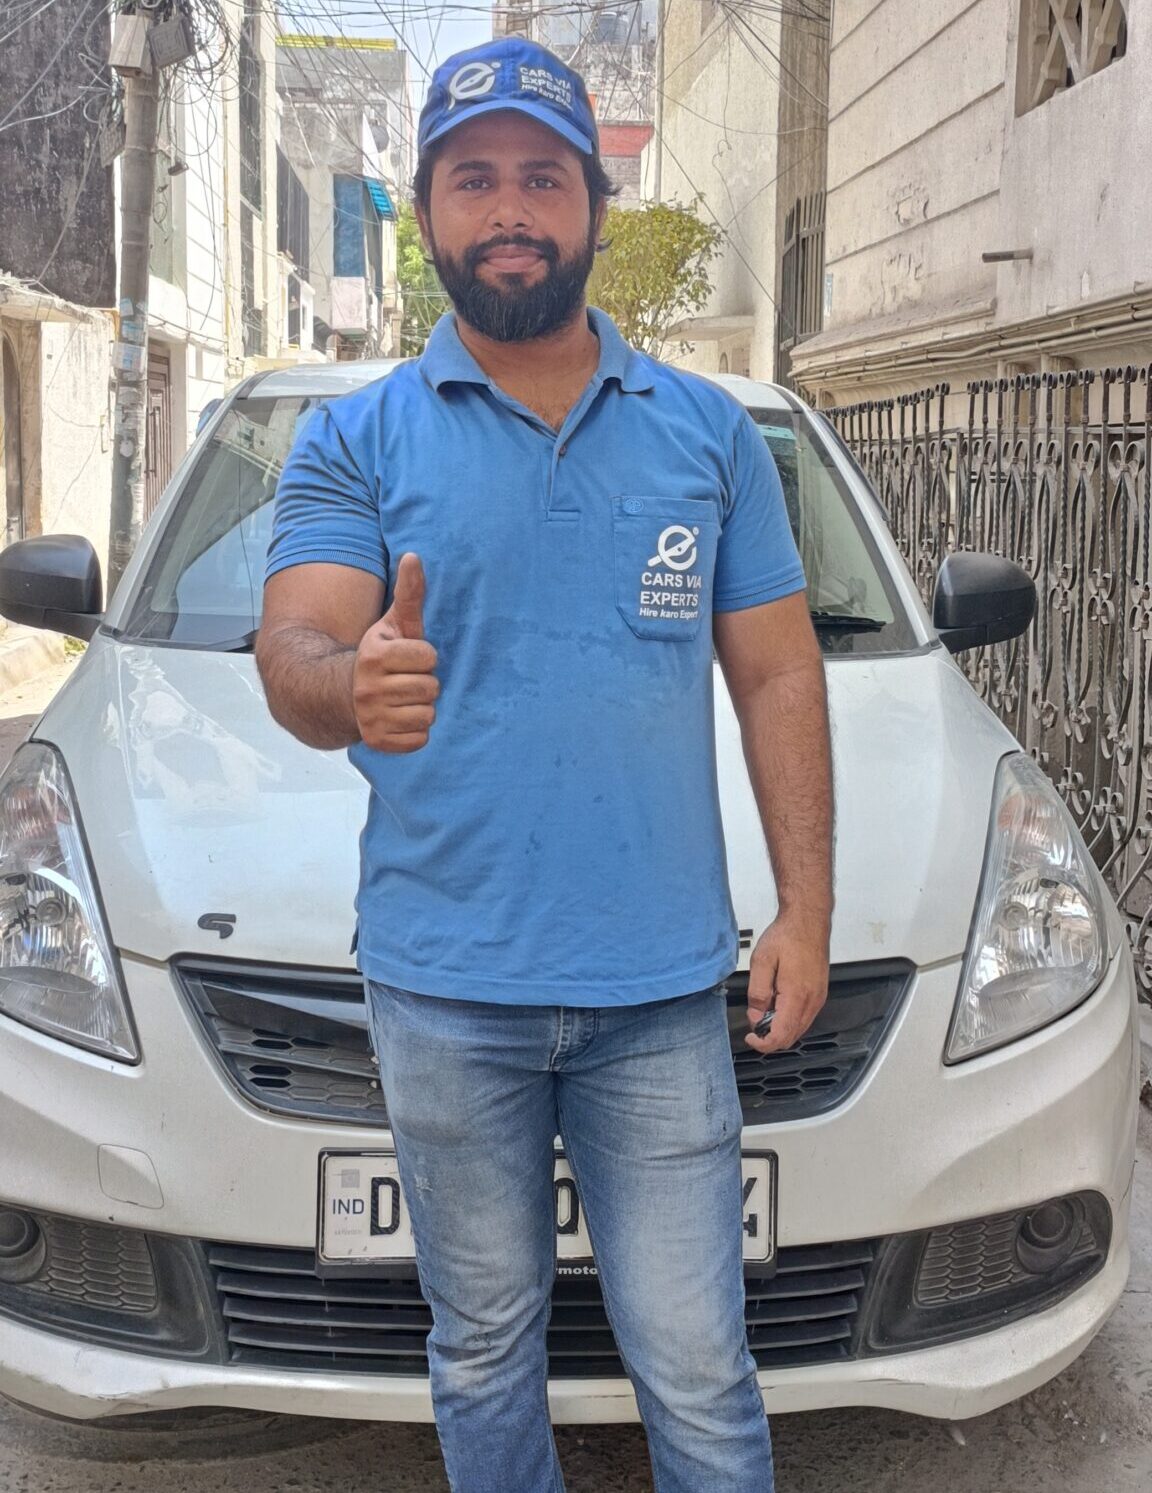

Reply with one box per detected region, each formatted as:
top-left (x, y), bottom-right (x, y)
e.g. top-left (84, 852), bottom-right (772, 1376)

top-left (317, 1150), bottom-right (776, 1272)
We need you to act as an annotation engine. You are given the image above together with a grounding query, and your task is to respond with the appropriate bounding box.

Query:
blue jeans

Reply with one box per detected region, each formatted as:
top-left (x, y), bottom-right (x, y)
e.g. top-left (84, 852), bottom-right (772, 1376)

top-left (365, 981), bottom-right (773, 1493)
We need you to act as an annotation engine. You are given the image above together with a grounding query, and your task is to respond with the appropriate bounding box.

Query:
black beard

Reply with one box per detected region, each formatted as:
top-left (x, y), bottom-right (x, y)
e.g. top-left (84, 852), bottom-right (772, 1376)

top-left (430, 229), bottom-right (596, 343)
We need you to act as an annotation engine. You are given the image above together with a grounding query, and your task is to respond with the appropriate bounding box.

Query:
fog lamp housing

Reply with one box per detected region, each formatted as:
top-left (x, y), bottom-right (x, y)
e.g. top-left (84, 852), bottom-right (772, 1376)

top-left (1016, 1196), bottom-right (1084, 1274)
top-left (864, 1191), bottom-right (1111, 1353)
top-left (0, 1208), bottom-right (46, 1284)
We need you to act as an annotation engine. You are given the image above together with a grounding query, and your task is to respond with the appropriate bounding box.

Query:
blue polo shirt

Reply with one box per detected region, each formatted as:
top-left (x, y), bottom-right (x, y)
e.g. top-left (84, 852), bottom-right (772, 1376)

top-left (267, 310), bottom-right (805, 1005)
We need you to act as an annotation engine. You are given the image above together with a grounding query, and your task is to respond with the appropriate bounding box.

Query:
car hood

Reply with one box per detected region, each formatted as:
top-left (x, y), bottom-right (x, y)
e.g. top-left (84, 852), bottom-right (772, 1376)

top-left (37, 640), bottom-right (1017, 970)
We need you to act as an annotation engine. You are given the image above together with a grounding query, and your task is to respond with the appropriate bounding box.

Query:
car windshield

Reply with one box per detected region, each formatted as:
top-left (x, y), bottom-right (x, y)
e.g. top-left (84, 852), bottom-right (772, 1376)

top-left (118, 394), bottom-right (918, 655)
top-left (747, 409), bottom-right (917, 652)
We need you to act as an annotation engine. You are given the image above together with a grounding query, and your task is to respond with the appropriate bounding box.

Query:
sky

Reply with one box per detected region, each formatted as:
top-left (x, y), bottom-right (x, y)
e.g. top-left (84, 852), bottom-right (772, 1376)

top-left (278, 1), bottom-right (497, 105)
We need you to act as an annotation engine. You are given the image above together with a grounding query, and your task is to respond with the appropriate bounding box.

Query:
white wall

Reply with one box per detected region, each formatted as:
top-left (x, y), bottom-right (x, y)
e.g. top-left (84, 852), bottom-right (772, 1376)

top-left (793, 0), bottom-right (1149, 401)
top-left (221, 0), bottom-right (279, 372)
top-left (37, 319), bottom-right (114, 562)
top-left (821, 0), bottom-right (1008, 336)
top-left (655, 2), bottom-right (783, 378)
top-left (994, 8), bottom-right (1152, 325)
top-left (179, 66), bottom-right (228, 433)
top-left (146, 21), bottom-right (232, 455)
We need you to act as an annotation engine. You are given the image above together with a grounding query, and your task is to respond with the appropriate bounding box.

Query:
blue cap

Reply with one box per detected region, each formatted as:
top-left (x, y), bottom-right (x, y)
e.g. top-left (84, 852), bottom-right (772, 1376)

top-left (418, 38), bottom-right (598, 159)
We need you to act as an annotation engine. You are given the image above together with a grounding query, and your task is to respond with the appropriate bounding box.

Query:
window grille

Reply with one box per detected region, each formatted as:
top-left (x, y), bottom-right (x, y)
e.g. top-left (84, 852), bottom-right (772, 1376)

top-left (239, 10), bottom-right (263, 209)
top-left (1018, 0), bottom-right (1127, 113)
top-left (776, 192), bottom-right (825, 390)
top-left (276, 148), bottom-right (310, 284)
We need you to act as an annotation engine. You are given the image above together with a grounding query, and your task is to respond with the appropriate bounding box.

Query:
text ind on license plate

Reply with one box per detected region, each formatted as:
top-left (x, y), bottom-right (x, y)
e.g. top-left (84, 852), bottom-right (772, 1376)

top-left (318, 1150), bottom-right (776, 1266)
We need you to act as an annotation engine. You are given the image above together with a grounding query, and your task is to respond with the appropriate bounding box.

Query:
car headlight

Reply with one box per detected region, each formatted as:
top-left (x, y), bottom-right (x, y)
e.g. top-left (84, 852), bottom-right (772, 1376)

top-left (945, 752), bottom-right (1110, 1063)
top-left (0, 743), bottom-right (137, 1062)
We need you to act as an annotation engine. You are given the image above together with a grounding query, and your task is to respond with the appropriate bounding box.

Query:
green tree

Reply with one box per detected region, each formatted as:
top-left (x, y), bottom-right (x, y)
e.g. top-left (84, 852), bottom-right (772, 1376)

top-left (588, 201), bottom-right (722, 357)
top-left (396, 203), bottom-right (449, 356)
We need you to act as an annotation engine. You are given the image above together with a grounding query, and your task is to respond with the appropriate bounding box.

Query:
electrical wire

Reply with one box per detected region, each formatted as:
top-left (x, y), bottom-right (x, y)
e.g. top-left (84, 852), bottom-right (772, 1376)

top-left (720, 0), bottom-right (829, 111)
top-left (0, 0), bottom-right (108, 135)
top-left (274, 6), bottom-right (415, 190)
top-left (591, 10), bottom-right (822, 344)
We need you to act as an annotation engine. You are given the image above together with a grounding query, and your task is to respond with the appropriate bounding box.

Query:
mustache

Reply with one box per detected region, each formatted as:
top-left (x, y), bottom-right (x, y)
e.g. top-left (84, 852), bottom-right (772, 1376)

top-left (463, 234), bottom-right (561, 272)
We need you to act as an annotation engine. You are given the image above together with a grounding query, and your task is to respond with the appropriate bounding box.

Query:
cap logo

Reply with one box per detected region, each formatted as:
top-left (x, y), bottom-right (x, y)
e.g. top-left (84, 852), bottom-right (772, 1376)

top-left (448, 60), bottom-right (501, 106)
top-left (519, 65), bottom-right (573, 111)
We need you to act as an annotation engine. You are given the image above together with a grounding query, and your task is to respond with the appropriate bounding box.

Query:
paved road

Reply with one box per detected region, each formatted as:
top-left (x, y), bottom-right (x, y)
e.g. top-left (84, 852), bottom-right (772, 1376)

top-left (1, 658), bottom-right (1150, 1491)
top-left (0, 655), bottom-right (78, 767)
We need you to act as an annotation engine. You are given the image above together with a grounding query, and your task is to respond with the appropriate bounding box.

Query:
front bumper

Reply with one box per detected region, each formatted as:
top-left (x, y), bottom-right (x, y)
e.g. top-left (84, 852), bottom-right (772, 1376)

top-left (0, 1237), bottom-right (1129, 1424)
top-left (0, 948), bottom-right (1139, 1421)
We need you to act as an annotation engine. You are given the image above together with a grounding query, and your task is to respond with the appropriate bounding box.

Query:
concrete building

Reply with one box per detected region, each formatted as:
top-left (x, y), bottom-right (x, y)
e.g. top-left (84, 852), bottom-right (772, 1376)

top-left (789, 0), bottom-right (1147, 406)
top-left (495, 1), bottom-right (658, 203)
top-left (0, 0), bottom-right (290, 573)
top-left (646, 0), bottom-right (830, 381)
top-left (276, 36), bottom-right (411, 357)
top-left (0, 0), bottom-right (118, 566)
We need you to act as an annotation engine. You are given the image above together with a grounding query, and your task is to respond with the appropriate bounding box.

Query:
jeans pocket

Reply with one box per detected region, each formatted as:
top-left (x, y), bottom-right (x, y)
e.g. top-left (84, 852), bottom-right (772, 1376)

top-left (612, 495), bottom-right (719, 641)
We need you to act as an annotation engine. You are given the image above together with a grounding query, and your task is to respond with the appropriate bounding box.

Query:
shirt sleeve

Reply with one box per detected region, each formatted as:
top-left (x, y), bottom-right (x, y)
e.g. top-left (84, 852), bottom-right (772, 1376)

top-left (712, 409), bottom-right (807, 612)
top-left (264, 404), bottom-right (388, 584)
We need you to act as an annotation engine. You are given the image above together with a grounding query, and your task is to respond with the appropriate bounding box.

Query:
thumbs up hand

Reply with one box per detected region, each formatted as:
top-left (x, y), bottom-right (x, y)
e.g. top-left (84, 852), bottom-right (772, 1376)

top-left (353, 553), bottom-right (439, 753)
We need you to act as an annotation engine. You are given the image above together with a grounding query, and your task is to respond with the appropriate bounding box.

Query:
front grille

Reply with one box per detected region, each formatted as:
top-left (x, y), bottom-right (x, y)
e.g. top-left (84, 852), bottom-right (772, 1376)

top-left (178, 959), bottom-right (911, 1128)
top-left (208, 1240), bottom-right (877, 1377)
top-left (179, 963), bottom-right (385, 1124)
top-left (25, 1215), bottom-right (158, 1313)
top-left (725, 965), bottom-right (910, 1120)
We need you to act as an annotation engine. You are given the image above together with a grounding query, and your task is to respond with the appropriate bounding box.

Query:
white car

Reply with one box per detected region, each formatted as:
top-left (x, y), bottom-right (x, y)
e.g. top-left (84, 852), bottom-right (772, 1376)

top-left (0, 362), bottom-right (1138, 1428)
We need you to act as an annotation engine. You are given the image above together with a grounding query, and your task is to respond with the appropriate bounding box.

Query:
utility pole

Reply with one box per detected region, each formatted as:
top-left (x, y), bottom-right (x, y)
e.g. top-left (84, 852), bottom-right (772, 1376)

top-left (108, 10), bottom-right (160, 597)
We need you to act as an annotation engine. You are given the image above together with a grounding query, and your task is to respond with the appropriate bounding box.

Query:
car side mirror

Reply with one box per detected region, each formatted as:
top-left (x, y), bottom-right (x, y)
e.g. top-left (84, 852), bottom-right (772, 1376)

top-left (0, 536), bottom-right (103, 640)
top-left (932, 552), bottom-right (1036, 654)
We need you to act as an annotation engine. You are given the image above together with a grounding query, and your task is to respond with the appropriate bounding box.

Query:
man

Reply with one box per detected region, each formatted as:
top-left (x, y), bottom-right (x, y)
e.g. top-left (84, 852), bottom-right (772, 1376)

top-left (257, 36), bottom-right (833, 1493)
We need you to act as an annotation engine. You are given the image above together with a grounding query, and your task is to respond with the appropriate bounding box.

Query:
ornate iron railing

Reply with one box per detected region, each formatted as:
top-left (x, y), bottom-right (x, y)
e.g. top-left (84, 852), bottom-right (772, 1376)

top-left (829, 369), bottom-right (1152, 1003)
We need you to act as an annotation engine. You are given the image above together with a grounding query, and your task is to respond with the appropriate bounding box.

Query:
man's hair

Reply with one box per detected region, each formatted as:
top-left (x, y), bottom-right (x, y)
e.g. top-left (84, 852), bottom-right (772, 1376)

top-left (412, 144), bottom-right (619, 220)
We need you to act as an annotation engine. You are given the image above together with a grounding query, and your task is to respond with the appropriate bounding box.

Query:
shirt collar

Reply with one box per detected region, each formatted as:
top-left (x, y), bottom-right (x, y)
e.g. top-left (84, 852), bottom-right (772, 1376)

top-left (588, 307), bottom-right (656, 393)
top-left (418, 307), bottom-right (656, 395)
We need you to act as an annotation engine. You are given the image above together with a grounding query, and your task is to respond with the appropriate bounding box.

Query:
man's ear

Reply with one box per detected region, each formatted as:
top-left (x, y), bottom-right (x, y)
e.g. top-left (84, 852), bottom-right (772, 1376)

top-left (593, 197), bottom-right (610, 250)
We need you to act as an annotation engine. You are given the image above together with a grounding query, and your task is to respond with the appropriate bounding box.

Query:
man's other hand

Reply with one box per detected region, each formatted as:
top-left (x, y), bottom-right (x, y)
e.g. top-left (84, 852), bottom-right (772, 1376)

top-left (744, 913), bottom-right (830, 1054)
top-left (353, 553), bottom-right (440, 753)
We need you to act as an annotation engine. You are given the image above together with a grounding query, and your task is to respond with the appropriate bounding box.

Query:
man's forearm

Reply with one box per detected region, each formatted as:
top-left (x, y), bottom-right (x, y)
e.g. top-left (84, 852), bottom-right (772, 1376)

top-left (255, 625), bottom-right (361, 750)
top-left (732, 658), bottom-right (834, 931)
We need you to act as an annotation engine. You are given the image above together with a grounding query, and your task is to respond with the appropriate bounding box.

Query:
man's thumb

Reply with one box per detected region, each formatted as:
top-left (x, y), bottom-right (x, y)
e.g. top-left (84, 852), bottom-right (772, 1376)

top-left (389, 552), bottom-right (425, 640)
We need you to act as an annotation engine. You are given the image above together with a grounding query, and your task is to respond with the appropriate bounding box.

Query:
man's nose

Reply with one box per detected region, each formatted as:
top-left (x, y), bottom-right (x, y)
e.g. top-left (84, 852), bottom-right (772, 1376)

top-left (488, 187), bottom-right (532, 233)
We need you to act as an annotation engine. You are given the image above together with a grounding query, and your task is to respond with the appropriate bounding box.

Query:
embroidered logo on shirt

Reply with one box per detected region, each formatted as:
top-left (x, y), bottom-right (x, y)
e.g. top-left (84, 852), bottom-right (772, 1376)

top-left (648, 524), bottom-right (699, 572)
top-left (448, 61), bottom-right (501, 105)
top-left (639, 525), bottom-right (704, 622)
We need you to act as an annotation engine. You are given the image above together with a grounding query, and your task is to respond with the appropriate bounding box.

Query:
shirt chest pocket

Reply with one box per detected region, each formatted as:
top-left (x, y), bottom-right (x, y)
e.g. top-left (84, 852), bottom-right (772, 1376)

top-left (611, 496), bottom-right (720, 642)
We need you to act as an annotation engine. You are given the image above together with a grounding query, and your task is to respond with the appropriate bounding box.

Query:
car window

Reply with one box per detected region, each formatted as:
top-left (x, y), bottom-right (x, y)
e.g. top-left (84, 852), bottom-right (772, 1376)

top-left (119, 394), bottom-right (919, 656)
top-left (747, 410), bottom-right (918, 654)
top-left (118, 396), bottom-right (323, 647)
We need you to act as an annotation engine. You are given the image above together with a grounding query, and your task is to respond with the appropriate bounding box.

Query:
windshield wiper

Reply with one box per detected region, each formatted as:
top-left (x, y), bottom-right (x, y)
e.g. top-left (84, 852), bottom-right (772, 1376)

top-left (214, 630), bottom-right (259, 652)
top-left (809, 611), bottom-right (887, 633)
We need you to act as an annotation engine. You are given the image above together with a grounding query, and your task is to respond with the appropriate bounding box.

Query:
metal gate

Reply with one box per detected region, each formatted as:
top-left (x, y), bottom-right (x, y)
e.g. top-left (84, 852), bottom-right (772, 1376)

top-left (828, 369), bottom-right (1152, 1003)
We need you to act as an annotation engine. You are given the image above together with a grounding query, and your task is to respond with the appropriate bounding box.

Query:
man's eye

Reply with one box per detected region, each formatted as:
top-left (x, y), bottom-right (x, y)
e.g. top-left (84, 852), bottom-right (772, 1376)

top-left (459, 178), bottom-right (490, 191)
top-left (528, 177), bottom-right (558, 190)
